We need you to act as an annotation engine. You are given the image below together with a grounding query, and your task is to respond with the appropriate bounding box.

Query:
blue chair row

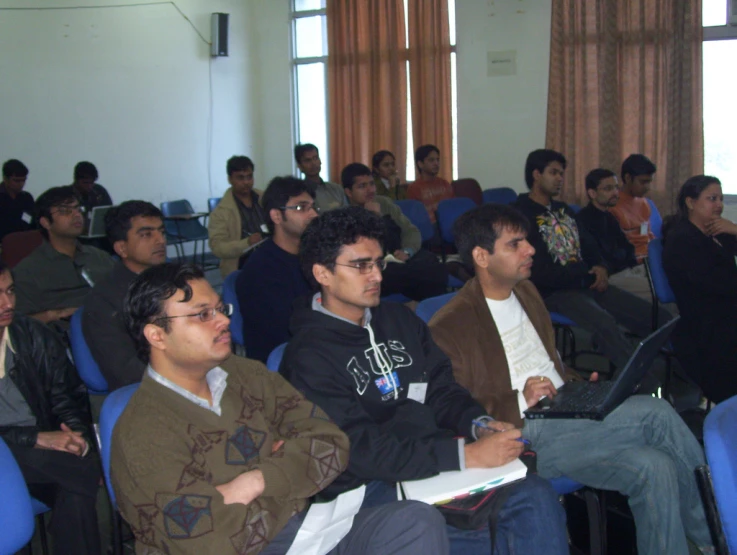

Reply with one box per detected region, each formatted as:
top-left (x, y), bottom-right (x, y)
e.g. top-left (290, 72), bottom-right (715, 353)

top-left (0, 437), bottom-right (36, 554)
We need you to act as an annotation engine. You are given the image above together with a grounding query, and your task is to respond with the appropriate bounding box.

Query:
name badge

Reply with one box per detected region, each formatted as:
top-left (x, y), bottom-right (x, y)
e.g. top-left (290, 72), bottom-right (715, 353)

top-left (260, 224), bottom-right (268, 234)
top-left (640, 221), bottom-right (648, 235)
top-left (21, 212), bottom-right (32, 224)
top-left (374, 372), bottom-right (400, 395)
top-left (407, 383), bottom-right (428, 404)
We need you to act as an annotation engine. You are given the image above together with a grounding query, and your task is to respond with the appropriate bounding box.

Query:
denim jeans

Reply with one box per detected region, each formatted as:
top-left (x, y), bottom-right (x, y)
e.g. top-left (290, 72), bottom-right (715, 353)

top-left (524, 395), bottom-right (712, 555)
top-left (363, 474), bottom-right (568, 555)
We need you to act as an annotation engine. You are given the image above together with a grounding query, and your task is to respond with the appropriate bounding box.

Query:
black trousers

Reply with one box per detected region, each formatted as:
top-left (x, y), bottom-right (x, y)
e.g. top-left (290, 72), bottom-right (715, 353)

top-left (9, 444), bottom-right (102, 555)
top-left (382, 250), bottom-right (449, 301)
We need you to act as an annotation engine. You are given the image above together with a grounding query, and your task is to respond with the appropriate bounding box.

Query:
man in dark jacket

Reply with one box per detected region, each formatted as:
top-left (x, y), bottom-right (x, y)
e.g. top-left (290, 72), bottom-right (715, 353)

top-left (280, 207), bottom-right (569, 555)
top-left (82, 201), bottom-right (167, 390)
top-left (0, 260), bottom-right (101, 554)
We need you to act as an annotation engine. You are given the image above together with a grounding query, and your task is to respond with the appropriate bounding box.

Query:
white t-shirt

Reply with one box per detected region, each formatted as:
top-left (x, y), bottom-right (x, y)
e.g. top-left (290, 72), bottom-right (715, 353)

top-left (486, 293), bottom-right (564, 418)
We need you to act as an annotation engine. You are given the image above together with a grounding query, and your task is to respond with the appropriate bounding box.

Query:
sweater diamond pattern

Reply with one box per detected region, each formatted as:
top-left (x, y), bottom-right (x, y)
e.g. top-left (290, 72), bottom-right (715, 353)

top-left (159, 494), bottom-right (213, 539)
top-left (226, 426), bottom-right (266, 465)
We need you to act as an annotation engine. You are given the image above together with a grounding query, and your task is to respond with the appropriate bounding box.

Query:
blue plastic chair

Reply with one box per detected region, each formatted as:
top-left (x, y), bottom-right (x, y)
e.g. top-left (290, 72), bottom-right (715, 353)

top-left (568, 203), bottom-right (582, 214)
top-left (644, 239), bottom-right (675, 327)
top-left (70, 309), bottom-right (109, 395)
top-left (0, 437), bottom-right (35, 554)
top-left (208, 197), bottom-right (222, 212)
top-left (549, 476), bottom-right (606, 555)
top-left (482, 187), bottom-right (518, 205)
top-left (160, 200), bottom-right (210, 263)
top-left (395, 200), bottom-right (435, 243)
top-left (647, 198), bottom-right (663, 238)
top-left (436, 197), bottom-right (476, 245)
top-left (266, 343), bottom-right (287, 372)
top-left (415, 292), bottom-right (458, 324)
top-left (222, 271), bottom-right (245, 349)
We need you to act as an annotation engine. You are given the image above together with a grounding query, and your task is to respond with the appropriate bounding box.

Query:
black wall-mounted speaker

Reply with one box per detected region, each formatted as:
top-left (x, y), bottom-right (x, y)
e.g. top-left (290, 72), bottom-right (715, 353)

top-left (211, 13), bottom-right (229, 57)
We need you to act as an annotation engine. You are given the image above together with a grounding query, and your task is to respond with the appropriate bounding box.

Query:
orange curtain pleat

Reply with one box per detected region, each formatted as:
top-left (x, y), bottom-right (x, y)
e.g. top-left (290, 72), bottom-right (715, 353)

top-left (327, 0), bottom-right (408, 182)
top-left (407, 0), bottom-right (453, 182)
top-left (546, 0), bottom-right (703, 214)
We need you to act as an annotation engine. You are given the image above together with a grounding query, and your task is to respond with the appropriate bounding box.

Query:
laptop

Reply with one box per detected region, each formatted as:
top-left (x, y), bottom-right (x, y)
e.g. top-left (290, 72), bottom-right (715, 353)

top-left (524, 316), bottom-right (679, 421)
top-left (81, 205), bottom-right (114, 239)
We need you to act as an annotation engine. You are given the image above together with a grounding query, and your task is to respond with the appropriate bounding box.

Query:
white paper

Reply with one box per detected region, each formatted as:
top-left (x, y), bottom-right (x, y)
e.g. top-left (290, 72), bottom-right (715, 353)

top-left (407, 383), bottom-right (428, 404)
top-left (286, 485), bottom-right (366, 555)
top-left (640, 221), bottom-right (649, 235)
top-left (21, 212), bottom-right (32, 224)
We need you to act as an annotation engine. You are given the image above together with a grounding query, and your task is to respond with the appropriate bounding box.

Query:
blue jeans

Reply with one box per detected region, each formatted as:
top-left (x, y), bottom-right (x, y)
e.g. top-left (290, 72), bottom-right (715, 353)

top-left (524, 395), bottom-right (712, 555)
top-left (363, 475), bottom-right (568, 555)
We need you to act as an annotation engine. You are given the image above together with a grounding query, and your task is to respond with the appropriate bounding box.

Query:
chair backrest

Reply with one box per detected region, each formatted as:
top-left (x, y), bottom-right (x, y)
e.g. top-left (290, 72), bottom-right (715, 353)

top-left (482, 187), bottom-right (518, 205)
top-left (70, 309), bottom-right (109, 394)
top-left (415, 292), bottom-right (458, 324)
top-left (647, 198), bottom-right (663, 238)
top-left (160, 199), bottom-right (195, 217)
top-left (568, 203), bottom-right (582, 214)
top-left (99, 383), bottom-right (140, 508)
top-left (222, 271), bottom-right (244, 347)
top-left (646, 239), bottom-right (675, 304)
top-left (451, 178), bottom-right (483, 205)
top-left (395, 199), bottom-right (435, 243)
top-left (0, 437), bottom-right (36, 553)
top-left (266, 342), bottom-right (287, 372)
top-left (160, 200), bottom-right (208, 241)
top-left (208, 197), bottom-right (222, 212)
top-left (436, 197), bottom-right (476, 245)
top-left (703, 394), bottom-right (737, 553)
top-left (1, 230), bottom-right (44, 268)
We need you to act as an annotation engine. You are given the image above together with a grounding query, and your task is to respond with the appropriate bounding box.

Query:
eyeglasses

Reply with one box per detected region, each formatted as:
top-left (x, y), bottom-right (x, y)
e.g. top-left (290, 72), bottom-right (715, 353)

top-left (155, 303), bottom-right (233, 324)
top-left (282, 202), bottom-right (320, 213)
top-left (596, 185), bottom-right (620, 193)
top-left (52, 204), bottom-right (84, 216)
top-left (334, 259), bottom-right (387, 274)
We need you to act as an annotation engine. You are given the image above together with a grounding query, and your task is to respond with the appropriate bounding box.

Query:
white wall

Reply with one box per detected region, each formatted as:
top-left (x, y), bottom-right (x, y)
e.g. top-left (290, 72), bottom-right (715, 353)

top-left (0, 0), bottom-right (255, 211)
top-left (455, 0), bottom-right (552, 191)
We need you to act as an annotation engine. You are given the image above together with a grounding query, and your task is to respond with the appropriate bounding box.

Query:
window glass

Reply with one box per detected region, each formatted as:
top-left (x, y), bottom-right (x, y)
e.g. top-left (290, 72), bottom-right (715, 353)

top-left (294, 16), bottom-right (327, 58)
top-left (296, 62), bottom-right (329, 177)
top-left (294, 0), bottom-right (326, 12)
top-left (703, 0), bottom-right (727, 26)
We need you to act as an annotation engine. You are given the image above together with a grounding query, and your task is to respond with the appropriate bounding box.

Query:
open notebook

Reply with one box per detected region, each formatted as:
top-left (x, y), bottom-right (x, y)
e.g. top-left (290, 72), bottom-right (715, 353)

top-left (400, 458), bottom-right (527, 505)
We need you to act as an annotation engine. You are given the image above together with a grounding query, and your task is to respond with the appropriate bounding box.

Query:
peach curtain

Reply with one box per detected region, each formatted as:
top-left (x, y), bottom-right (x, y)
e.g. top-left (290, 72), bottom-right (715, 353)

top-left (546, 0), bottom-right (703, 212)
top-left (327, 0), bottom-right (408, 182)
top-left (407, 0), bottom-right (453, 182)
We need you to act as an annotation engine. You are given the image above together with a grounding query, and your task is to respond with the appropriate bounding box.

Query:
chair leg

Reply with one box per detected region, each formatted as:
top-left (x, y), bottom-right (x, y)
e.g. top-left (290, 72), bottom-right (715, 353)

top-left (581, 488), bottom-right (606, 555)
top-left (37, 513), bottom-right (49, 555)
top-left (111, 510), bottom-right (123, 555)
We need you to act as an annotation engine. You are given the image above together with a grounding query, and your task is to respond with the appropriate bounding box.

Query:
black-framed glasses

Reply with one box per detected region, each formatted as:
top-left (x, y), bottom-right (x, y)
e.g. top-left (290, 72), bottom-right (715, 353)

top-left (155, 303), bottom-right (233, 324)
top-left (334, 259), bottom-right (387, 274)
top-left (281, 202), bottom-right (320, 213)
top-left (52, 204), bottom-right (84, 216)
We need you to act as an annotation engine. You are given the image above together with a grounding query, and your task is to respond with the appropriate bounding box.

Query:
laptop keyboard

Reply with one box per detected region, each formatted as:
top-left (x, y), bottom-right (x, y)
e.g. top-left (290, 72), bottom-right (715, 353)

top-left (553, 383), bottom-right (613, 412)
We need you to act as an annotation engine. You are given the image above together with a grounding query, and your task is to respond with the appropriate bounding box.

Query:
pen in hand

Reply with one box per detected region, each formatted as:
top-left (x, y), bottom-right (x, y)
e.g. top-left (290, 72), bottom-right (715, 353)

top-left (472, 419), bottom-right (531, 446)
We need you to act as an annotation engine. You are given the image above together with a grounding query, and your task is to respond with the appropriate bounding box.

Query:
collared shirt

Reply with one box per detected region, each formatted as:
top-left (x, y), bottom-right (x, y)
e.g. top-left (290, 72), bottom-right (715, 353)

top-left (234, 191), bottom-right (267, 239)
top-left (0, 330), bottom-right (37, 427)
top-left (0, 185), bottom-right (35, 241)
top-left (147, 365), bottom-right (228, 416)
top-left (310, 180), bottom-right (348, 213)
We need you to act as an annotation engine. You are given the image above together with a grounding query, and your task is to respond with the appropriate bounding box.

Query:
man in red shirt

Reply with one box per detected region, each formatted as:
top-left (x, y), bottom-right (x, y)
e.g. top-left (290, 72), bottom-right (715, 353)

top-left (407, 144), bottom-right (454, 223)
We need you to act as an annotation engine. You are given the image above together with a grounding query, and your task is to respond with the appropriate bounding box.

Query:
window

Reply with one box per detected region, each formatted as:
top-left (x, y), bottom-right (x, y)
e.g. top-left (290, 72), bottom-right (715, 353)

top-left (290, 0), bottom-right (457, 181)
top-left (703, 1), bottom-right (737, 193)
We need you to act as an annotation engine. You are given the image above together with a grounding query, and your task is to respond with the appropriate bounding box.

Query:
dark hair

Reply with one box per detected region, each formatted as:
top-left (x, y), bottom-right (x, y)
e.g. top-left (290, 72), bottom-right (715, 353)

top-left (124, 262), bottom-right (205, 362)
top-left (414, 144), bottom-right (440, 165)
top-left (584, 168), bottom-right (617, 191)
top-left (260, 175), bottom-right (315, 234)
top-left (2, 159), bottom-right (28, 178)
top-left (73, 161), bottom-right (98, 181)
top-left (105, 201), bottom-right (164, 244)
top-left (299, 206), bottom-right (384, 290)
top-left (371, 150), bottom-right (394, 174)
top-left (0, 259), bottom-right (8, 277)
top-left (621, 154), bottom-right (656, 181)
top-left (662, 175), bottom-right (721, 241)
top-left (294, 143), bottom-right (318, 165)
top-left (524, 149), bottom-right (567, 189)
top-left (341, 163), bottom-right (372, 189)
top-left (226, 155), bottom-right (254, 176)
top-left (454, 204), bottom-right (530, 269)
top-left (35, 186), bottom-right (80, 238)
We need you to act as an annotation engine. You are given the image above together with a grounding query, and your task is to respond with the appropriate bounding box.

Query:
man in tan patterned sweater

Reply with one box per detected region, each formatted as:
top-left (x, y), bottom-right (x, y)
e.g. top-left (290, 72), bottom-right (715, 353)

top-left (111, 262), bottom-right (448, 555)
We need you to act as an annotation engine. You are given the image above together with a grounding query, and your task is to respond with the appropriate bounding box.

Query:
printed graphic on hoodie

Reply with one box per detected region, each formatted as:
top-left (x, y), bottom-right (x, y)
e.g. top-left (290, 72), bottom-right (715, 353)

top-left (536, 208), bottom-right (582, 265)
top-left (346, 340), bottom-right (413, 398)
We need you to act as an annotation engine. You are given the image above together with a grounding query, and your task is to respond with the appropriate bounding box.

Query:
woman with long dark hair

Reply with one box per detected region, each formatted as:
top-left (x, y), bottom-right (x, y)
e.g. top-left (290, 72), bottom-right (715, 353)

top-left (371, 150), bottom-right (407, 200)
top-left (663, 175), bottom-right (737, 402)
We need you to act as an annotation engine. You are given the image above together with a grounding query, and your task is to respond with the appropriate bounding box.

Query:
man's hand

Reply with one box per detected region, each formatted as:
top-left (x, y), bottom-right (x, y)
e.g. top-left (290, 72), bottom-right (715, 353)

top-left (464, 429), bottom-right (524, 468)
top-left (392, 249), bottom-right (410, 262)
top-left (36, 423), bottom-right (87, 456)
top-left (589, 372), bottom-right (599, 382)
top-left (271, 440), bottom-right (284, 454)
top-left (589, 265), bottom-right (609, 292)
top-left (474, 420), bottom-right (516, 438)
top-left (365, 200), bottom-right (382, 214)
top-left (705, 217), bottom-right (737, 237)
top-left (523, 376), bottom-right (558, 408)
top-left (34, 306), bottom-right (78, 324)
top-left (247, 232), bottom-right (263, 246)
top-left (215, 469), bottom-right (265, 506)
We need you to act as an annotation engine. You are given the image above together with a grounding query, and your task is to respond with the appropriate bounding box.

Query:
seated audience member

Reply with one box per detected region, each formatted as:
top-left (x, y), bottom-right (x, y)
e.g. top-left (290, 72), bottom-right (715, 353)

top-left (342, 162), bottom-right (447, 300)
top-left (0, 159), bottom-right (35, 241)
top-left (235, 176), bottom-right (318, 362)
top-left (208, 155), bottom-right (268, 277)
top-left (70, 161), bottom-right (112, 215)
top-left (429, 203), bottom-right (713, 555)
top-left (13, 186), bottom-right (114, 328)
top-left (82, 201), bottom-right (166, 390)
top-left (112, 262), bottom-right (449, 555)
top-left (0, 261), bottom-right (101, 554)
top-left (406, 144), bottom-right (453, 223)
top-left (610, 154), bottom-right (657, 262)
top-left (515, 149), bottom-right (660, 370)
top-left (294, 143), bottom-right (347, 212)
top-left (575, 168), bottom-right (652, 301)
top-left (664, 175), bottom-right (737, 403)
top-left (371, 149), bottom-right (407, 200)
top-left (280, 207), bottom-right (569, 555)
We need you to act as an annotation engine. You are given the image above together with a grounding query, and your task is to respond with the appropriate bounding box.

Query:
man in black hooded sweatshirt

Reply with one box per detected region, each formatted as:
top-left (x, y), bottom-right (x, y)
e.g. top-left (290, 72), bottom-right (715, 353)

top-left (279, 206), bottom-right (568, 555)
